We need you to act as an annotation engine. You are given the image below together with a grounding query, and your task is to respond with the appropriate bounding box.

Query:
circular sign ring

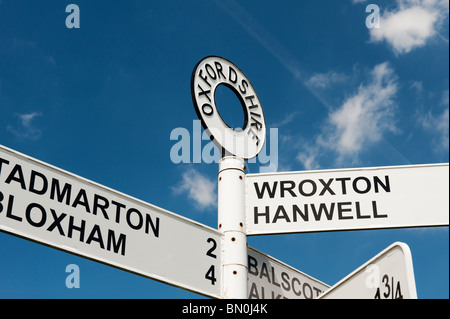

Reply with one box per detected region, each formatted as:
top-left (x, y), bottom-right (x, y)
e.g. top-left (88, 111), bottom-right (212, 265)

top-left (191, 56), bottom-right (266, 159)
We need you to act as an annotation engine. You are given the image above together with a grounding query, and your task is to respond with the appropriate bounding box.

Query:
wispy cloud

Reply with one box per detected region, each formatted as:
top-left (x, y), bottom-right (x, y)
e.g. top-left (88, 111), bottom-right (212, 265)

top-left (297, 62), bottom-right (399, 168)
top-left (213, 0), bottom-right (303, 79)
top-left (418, 89), bottom-right (449, 152)
top-left (213, 0), bottom-right (334, 111)
top-left (7, 112), bottom-right (43, 140)
top-left (172, 168), bottom-right (217, 211)
top-left (368, 0), bottom-right (449, 55)
top-left (271, 112), bottom-right (300, 128)
top-left (307, 71), bottom-right (349, 89)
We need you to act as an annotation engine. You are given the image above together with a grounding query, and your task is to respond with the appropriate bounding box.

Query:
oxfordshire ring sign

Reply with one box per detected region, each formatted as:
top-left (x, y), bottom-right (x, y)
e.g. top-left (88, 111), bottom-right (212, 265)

top-left (191, 56), bottom-right (266, 159)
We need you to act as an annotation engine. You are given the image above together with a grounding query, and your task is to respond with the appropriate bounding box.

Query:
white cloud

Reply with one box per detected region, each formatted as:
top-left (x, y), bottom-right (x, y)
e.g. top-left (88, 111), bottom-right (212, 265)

top-left (419, 90), bottom-right (449, 152)
top-left (7, 112), bottom-right (43, 140)
top-left (369, 0), bottom-right (448, 55)
top-left (410, 80), bottom-right (424, 92)
top-left (172, 168), bottom-right (217, 210)
top-left (420, 109), bottom-right (449, 150)
top-left (306, 71), bottom-right (349, 89)
top-left (272, 112), bottom-right (299, 128)
top-left (297, 62), bottom-right (399, 168)
top-left (296, 143), bottom-right (321, 171)
top-left (441, 89), bottom-right (449, 106)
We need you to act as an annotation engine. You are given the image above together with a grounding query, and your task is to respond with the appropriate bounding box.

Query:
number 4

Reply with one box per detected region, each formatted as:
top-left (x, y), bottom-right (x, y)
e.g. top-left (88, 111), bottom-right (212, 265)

top-left (205, 265), bottom-right (216, 285)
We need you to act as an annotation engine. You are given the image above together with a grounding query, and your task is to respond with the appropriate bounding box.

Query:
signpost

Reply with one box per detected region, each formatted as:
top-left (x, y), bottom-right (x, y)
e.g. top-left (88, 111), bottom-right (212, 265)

top-left (0, 144), bottom-right (222, 298)
top-left (248, 246), bottom-right (329, 299)
top-left (191, 56), bottom-right (266, 159)
top-left (1, 56), bottom-right (449, 299)
top-left (245, 164), bottom-right (449, 235)
top-left (320, 242), bottom-right (417, 299)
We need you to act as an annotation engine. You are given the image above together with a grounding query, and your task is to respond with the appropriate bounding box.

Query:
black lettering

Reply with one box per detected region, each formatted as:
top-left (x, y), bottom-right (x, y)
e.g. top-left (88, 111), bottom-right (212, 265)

top-left (25, 203), bottom-right (47, 227)
top-left (248, 255), bottom-right (258, 276)
top-left (68, 215), bottom-right (86, 242)
top-left (254, 182), bottom-right (277, 199)
top-left (280, 181), bottom-right (296, 198)
top-left (126, 208), bottom-right (143, 230)
top-left (245, 95), bottom-right (258, 109)
top-left (313, 286), bottom-right (323, 297)
top-left (311, 203), bottom-right (334, 221)
top-left (214, 61), bottom-right (226, 80)
top-left (272, 205), bottom-right (290, 223)
top-left (228, 66), bottom-right (237, 84)
top-left (0, 191), bottom-right (3, 213)
top-left (259, 262), bottom-right (270, 282)
top-left (292, 204), bottom-right (309, 222)
top-left (372, 201), bottom-right (388, 218)
top-left (299, 179), bottom-right (317, 197)
top-left (205, 63), bottom-right (217, 80)
top-left (247, 128), bottom-right (260, 146)
top-left (355, 201), bottom-right (371, 219)
top-left (374, 176), bottom-right (390, 193)
top-left (0, 157), bottom-right (10, 176)
top-left (50, 178), bottom-right (72, 205)
top-left (107, 230), bottom-right (126, 256)
top-left (254, 206), bottom-right (270, 224)
top-left (271, 267), bottom-right (281, 287)
top-left (145, 213), bottom-right (160, 237)
top-left (319, 178), bottom-right (335, 196)
top-left (250, 116), bottom-right (263, 130)
top-left (292, 277), bottom-right (302, 296)
top-left (336, 177), bottom-right (351, 194)
top-left (337, 202), bottom-right (353, 220)
top-left (46, 209), bottom-right (67, 235)
top-left (72, 189), bottom-right (91, 213)
top-left (5, 164), bottom-right (26, 190)
top-left (201, 103), bottom-right (214, 116)
top-left (5, 194), bottom-right (21, 221)
top-left (198, 69), bottom-right (211, 87)
top-left (197, 84), bottom-right (212, 102)
top-left (303, 283), bottom-right (313, 299)
top-left (281, 272), bottom-right (291, 291)
top-left (353, 176), bottom-right (371, 194)
top-left (93, 194), bottom-right (109, 220)
top-left (248, 282), bottom-right (260, 299)
top-left (29, 170), bottom-right (48, 195)
top-left (239, 79), bottom-right (248, 94)
top-left (86, 224), bottom-right (105, 249)
top-left (111, 200), bottom-right (125, 223)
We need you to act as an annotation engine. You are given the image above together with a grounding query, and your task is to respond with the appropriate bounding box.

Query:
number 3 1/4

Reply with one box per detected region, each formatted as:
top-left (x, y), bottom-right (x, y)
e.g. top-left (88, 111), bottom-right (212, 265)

top-left (374, 274), bottom-right (403, 299)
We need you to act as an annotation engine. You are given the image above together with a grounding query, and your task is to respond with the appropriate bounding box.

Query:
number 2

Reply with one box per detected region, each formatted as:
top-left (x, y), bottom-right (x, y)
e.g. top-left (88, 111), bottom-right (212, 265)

top-left (206, 238), bottom-right (217, 259)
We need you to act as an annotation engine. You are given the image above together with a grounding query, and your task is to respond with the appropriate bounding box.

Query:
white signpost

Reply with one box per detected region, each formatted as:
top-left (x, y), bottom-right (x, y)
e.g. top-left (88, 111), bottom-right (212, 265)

top-left (320, 242), bottom-right (417, 299)
top-left (1, 56), bottom-right (448, 299)
top-left (245, 164), bottom-right (449, 235)
top-left (0, 144), bottom-right (222, 298)
top-left (191, 55), bottom-right (266, 159)
top-left (247, 246), bottom-right (329, 299)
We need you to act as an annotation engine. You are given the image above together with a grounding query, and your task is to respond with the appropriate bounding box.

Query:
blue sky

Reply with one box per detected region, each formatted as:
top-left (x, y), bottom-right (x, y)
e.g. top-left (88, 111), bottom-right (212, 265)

top-left (0, 0), bottom-right (448, 298)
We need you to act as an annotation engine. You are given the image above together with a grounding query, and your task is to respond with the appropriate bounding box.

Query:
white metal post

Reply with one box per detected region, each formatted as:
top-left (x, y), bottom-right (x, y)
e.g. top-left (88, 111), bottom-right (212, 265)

top-left (218, 156), bottom-right (248, 299)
